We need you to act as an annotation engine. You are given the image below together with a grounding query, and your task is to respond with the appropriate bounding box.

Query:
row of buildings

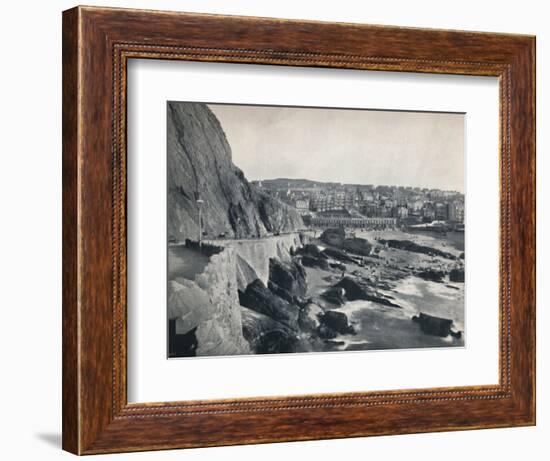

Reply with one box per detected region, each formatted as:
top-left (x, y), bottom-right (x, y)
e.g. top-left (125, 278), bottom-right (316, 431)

top-left (255, 180), bottom-right (465, 225)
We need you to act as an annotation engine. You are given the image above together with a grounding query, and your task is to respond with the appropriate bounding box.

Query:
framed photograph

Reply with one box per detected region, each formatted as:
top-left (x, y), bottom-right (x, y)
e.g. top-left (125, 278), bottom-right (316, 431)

top-left (62, 6), bottom-right (535, 455)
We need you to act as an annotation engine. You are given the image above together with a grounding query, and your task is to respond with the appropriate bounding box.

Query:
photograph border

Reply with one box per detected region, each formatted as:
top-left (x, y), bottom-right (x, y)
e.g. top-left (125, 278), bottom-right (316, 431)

top-left (62, 6), bottom-right (535, 454)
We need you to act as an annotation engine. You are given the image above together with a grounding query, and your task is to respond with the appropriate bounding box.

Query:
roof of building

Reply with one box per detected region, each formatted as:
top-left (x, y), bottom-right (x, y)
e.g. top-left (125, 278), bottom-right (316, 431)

top-left (317, 209), bottom-right (352, 217)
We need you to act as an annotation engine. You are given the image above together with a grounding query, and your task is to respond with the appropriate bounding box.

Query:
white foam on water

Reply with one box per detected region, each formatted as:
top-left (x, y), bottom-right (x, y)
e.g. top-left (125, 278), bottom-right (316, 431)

top-left (334, 338), bottom-right (371, 350)
top-left (337, 300), bottom-right (376, 317)
top-left (393, 278), bottom-right (422, 297)
top-left (428, 282), bottom-right (464, 300)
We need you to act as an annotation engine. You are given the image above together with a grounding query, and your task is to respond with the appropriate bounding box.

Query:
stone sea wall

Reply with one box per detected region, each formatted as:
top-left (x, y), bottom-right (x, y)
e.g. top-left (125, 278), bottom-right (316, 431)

top-left (216, 233), bottom-right (303, 290)
top-left (169, 233), bottom-right (304, 356)
top-left (169, 247), bottom-right (250, 356)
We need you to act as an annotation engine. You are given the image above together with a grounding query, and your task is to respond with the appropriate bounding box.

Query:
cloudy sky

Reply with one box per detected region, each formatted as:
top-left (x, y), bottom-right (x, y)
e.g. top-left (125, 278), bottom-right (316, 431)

top-left (209, 103), bottom-right (464, 193)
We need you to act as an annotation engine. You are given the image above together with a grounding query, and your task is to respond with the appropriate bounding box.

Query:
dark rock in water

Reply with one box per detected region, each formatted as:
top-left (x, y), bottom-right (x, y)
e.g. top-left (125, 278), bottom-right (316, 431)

top-left (324, 340), bottom-right (346, 350)
top-left (320, 310), bottom-right (355, 335)
top-left (241, 307), bottom-right (299, 354)
top-left (450, 330), bottom-right (462, 339)
top-left (322, 287), bottom-right (346, 306)
top-left (238, 279), bottom-right (299, 328)
top-left (301, 254), bottom-right (330, 270)
top-left (320, 227), bottom-right (346, 246)
top-left (416, 269), bottom-right (446, 283)
top-left (333, 277), bottom-right (401, 308)
top-left (323, 247), bottom-right (355, 263)
top-left (342, 237), bottom-right (372, 256)
top-left (449, 268), bottom-right (465, 282)
top-left (167, 102), bottom-right (302, 241)
top-left (412, 312), bottom-right (454, 337)
top-left (334, 277), bottom-right (367, 301)
top-left (268, 258), bottom-right (307, 299)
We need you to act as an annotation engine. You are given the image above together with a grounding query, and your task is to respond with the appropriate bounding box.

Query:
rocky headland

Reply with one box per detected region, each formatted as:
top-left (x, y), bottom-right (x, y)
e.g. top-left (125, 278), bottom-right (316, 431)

top-left (167, 102), bottom-right (302, 242)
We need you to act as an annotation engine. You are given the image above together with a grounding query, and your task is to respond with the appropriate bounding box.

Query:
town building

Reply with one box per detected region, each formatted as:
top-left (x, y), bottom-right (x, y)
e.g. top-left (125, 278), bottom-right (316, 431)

top-left (293, 199), bottom-right (310, 215)
top-left (393, 206), bottom-right (409, 219)
top-left (435, 202), bottom-right (449, 220)
top-left (448, 201), bottom-right (465, 223)
top-left (422, 202), bottom-right (436, 220)
top-left (309, 215), bottom-right (397, 229)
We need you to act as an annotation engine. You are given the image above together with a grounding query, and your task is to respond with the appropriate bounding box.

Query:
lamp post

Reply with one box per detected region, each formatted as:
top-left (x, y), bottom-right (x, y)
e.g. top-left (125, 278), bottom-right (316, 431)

top-left (196, 197), bottom-right (204, 251)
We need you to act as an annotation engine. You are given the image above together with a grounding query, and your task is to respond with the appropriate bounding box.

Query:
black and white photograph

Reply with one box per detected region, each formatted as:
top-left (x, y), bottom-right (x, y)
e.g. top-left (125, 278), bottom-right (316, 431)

top-left (167, 102), bottom-right (466, 358)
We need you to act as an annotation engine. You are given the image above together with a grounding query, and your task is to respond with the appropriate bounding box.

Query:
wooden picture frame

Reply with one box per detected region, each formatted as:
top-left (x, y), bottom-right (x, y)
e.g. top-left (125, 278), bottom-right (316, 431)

top-left (62, 5), bottom-right (535, 455)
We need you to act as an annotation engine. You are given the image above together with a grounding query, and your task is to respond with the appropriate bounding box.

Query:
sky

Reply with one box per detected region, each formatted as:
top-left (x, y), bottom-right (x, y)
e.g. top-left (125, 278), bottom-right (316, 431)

top-left (209, 103), bottom-right (464, 193)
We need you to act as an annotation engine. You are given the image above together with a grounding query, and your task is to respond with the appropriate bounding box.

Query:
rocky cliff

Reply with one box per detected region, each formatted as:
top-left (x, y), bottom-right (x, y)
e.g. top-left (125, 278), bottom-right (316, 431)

top-left (167, 102), bottom-right (303, 241)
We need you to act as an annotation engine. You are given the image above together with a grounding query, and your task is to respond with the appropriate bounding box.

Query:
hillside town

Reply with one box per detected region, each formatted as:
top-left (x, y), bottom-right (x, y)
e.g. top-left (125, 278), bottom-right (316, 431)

top-left (252, 178), bottom-right (465, 232)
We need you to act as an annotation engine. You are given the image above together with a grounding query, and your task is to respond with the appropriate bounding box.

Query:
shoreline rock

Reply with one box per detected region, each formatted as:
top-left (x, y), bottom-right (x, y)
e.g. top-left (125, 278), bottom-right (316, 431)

top-left (333, 277), bottom-right (401, 308)
top-left (301, 254), bottom-right (330, 270)
top-left (378, 238), bottom-right (456, 260)
top-left (241, 307), bottom-right (300, 354)
top-left (238, 279), bottom-right (300, 329)
top-left (319, 310), bottom-right (355, 335)
top-left (319, 228), bottom-right (373, 258)
top-left (412, 312), bottom-right (461, 338)
top-left (268, 258), bottom-right (307, 299)
top-left (341, 237), bottom-right (372, 256)
top-left (322, 247), bottom-right (355, 263)
top-left (320, 227), bottom-right (345, 246)
top-left (416, 269), bottom-right (446, 283)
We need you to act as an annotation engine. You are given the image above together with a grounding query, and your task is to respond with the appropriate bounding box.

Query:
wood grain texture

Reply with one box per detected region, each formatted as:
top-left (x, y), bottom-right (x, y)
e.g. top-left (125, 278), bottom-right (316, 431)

top-left (62, 6), bottom-right (80, 454)
top-left (62, 5), bottom-right (536, 455)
